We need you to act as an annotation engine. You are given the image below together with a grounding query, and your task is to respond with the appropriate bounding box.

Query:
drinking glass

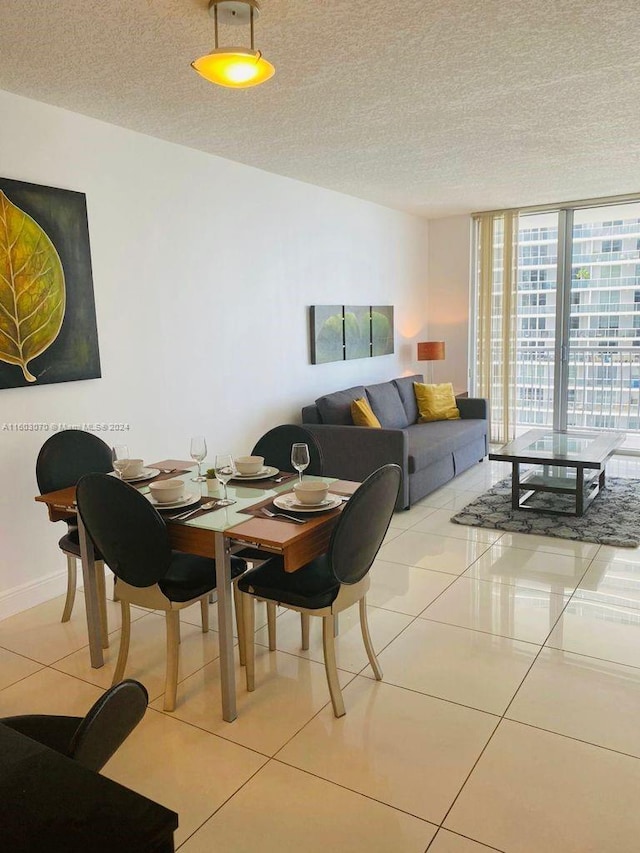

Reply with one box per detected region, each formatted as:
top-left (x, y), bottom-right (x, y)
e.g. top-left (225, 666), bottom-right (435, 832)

top-left (112, 445), bottom-right (130, 480)
top-left (215, 453), bottom-right (236, 506)
top-left (291, 443), bottom-right (310, 484)
top-left (190, 435), bottom-right (207, 483)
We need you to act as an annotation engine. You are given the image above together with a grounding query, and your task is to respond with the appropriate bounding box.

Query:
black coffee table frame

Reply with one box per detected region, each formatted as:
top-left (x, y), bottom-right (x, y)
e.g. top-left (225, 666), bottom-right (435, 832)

top-left (489, 429), bottom-right (624, 517)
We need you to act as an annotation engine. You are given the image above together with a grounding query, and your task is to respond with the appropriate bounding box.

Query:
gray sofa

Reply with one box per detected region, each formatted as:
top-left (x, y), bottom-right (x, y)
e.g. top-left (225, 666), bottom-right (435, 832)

top-left (301, 374), bottom-right (488, 510)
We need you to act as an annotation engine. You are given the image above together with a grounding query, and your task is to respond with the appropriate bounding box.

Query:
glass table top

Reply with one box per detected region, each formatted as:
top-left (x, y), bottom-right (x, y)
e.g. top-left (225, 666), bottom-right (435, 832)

top-left (140, 474), bottom-right (338, 532)
top-left (491, 429), bottom-right (624, 465)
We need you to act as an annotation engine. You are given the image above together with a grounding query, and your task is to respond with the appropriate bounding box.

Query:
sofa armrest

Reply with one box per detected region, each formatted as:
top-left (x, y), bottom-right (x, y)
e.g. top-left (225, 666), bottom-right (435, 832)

top-left (457, 397), bottom-right (488, 420)
top-left (304, 424), bottom-right (409, 509)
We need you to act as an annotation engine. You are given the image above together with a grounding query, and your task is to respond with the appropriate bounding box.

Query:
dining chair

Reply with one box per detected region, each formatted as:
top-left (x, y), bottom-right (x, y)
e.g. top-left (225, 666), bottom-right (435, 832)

top-left (76, 473), bottom-right (250, 711)
top-left (0, 679), bottom-right (148, 773)
top-left (36, 429), bottom-right (113, 633)
top-left (239, 463), bottom-right (402, 717)
top-left (248, 424), bottom-right (326, 650)
top-left (251, 424), bottom-right (325, 477)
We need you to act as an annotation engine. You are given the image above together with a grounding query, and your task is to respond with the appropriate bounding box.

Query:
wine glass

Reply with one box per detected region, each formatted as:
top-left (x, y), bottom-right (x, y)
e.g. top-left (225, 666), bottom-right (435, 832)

top-left (190, 435), bottom-right (207, 483)
top-left (215, 453), bottom-right (236, 506)
top-left (112, 445), bottom-right (130, 480)
top-left (291, 443), bottom-right (310, 484)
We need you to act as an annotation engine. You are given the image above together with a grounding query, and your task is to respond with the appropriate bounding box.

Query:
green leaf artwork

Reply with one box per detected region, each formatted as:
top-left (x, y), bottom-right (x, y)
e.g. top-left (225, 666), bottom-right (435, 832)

top-left (0, 191), bottom-right (65, 382)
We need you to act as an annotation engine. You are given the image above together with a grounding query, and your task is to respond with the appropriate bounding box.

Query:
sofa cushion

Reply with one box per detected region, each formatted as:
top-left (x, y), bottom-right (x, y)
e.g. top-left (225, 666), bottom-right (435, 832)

top-left (316, 386), bottom-right (367, 425)
top-left (406, 419), bottom-right (487, 474)
top-left (351, 397), bottom-right (382, 428)
top-left (414, 382), bottom-right (460, 423)
top-left (365, 382), bottom-right (408, 429)
top-left (393, 375), bottom-right (422, 425)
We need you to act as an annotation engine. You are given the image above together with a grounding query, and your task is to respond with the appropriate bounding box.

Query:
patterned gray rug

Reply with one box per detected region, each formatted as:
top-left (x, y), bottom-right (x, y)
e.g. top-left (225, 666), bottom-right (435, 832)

top-left (451, 476), bottom-right (640, 547)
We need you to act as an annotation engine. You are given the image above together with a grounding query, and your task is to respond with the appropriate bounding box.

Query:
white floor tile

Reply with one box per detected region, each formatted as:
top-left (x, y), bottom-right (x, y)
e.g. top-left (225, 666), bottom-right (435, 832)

top-left (574, 558), bottom-right (640, 610)
top-left (277, 677), bottom-right (498, 824)
top-left (463, 543), bottom-right (590, 594)
top-left (179, 760), bottom-right (437, 853)
top-left (368, 559), bottom-right (457, 615)
top-left (378, 530), bottom-right (492, 575)
top-left (412, 509), bottom-right (503, 543)
top-left (494, 531), bottom-right (600, 560)
top-left (546, 599), bottom-right (640, 668)
top-left (445, 719), bottom-right (640, 853)
top-left (429, 829), bottom-right (500, 853)
top-left (507, 647), bottom-right (640, 758)
top-left (0, 647), bottom-right (43, 691)
top-left (421, 577), bottom-right (567, 644)
top-left (103, 707), bottom-right (266, 848)
top-left (365, 619), bottom-right (538, 714)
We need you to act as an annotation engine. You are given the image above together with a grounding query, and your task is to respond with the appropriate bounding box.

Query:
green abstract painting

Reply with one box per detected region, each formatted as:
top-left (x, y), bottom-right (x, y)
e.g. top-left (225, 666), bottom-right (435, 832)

top-left (310, 305), bottom-right (394, 364)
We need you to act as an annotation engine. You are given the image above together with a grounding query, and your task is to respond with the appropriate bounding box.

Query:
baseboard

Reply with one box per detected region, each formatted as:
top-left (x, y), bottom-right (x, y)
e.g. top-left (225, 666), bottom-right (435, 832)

top-left (0, 568), bottom-right (68, 622)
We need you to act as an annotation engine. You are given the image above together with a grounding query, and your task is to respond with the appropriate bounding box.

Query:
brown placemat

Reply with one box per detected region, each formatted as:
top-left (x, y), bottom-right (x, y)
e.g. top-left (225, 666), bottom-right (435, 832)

top-left (238, 492), bottom-right (343, 521)
top-left (158, 495), bottom-right (227, 522)
top-left (134, 468), bottom-right (190, 487)
top-left (229, 471), bottom-right (298, 489)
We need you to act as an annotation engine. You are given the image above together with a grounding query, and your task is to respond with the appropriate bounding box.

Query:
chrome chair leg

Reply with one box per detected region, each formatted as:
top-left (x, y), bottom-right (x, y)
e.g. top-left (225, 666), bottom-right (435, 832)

top-left (322, 614), bottom-right (345, 718)
top-left (61, 554), bottom-right (77, 623)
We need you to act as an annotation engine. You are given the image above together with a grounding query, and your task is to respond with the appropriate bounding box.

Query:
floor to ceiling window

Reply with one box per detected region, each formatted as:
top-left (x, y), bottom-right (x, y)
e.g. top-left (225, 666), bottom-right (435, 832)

top-left (473, 197), bottom-right (640, 449)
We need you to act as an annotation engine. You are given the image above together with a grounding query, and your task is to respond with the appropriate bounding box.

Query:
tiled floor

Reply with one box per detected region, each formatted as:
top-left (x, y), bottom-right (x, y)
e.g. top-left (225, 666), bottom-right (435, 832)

top-left (3, 456), bottom-right (640, 851)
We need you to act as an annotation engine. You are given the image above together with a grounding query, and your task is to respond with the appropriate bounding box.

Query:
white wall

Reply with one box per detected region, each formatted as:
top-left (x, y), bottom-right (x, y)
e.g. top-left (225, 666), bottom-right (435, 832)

top-left (0, 89), bottom-right (429, 616)
top-left (426, 215), bottom-right (472, 393)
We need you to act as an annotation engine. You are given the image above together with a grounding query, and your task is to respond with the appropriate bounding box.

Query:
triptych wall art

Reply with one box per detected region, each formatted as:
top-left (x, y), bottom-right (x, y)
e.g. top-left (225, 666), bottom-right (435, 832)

top-left (0, 176), bottom-right (101, 390)
top-left (309, 305), bottom-right (394, 365)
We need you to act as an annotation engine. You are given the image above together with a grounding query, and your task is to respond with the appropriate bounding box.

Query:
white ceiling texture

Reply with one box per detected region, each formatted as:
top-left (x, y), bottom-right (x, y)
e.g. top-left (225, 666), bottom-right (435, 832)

top-left (1, 0), bottom-right (640, 217)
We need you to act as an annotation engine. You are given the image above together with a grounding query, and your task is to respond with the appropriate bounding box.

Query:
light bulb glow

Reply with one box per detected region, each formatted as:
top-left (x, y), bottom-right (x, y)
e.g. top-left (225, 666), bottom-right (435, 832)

top-left (191, 48), bottom-right (274, 88)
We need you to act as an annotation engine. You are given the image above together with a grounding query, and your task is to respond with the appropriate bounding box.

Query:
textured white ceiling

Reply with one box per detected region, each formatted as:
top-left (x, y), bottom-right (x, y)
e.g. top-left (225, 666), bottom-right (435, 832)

top-left (1, 0), bottom-right (640, 217)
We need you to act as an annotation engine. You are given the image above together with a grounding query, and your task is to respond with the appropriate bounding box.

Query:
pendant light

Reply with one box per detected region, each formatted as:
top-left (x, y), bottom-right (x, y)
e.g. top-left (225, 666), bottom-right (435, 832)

top-left (191, 0), bottom-right (275, 89)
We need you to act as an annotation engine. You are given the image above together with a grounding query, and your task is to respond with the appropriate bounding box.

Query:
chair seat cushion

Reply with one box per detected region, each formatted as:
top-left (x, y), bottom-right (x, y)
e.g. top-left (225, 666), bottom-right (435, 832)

top-left (1, 714), bottom-right (80, 756)
top-left (59, 526), bottom-right (103, 561)
top-left (158, 552), bottom-right (247, 603)
top-left (238, 554), bottom-right (340, 610)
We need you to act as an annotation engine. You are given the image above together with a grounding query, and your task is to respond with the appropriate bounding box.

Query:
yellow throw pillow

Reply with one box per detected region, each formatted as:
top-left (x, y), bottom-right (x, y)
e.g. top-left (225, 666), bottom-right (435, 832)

top-left (414, 382), bottom-right (460, 423)
top-left (351, 397), bottom-right (382, 428)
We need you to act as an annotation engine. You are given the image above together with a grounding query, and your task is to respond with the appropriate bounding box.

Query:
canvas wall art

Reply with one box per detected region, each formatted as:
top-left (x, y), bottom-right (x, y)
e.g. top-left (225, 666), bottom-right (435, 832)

top-left (309, 305), bottom-right (394, 364)
top-left (0, 177), bottom-right (101, 389)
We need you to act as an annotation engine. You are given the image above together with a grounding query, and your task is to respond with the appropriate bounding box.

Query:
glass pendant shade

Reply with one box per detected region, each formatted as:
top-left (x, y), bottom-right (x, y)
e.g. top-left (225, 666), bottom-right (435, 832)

top-left (191, 47), bottom-right (274, 88)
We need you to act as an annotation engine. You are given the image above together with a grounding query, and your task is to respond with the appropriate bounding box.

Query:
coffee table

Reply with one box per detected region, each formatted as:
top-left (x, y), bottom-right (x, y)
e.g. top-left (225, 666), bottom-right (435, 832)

top-left (489, 429), bottom-right (624, 516)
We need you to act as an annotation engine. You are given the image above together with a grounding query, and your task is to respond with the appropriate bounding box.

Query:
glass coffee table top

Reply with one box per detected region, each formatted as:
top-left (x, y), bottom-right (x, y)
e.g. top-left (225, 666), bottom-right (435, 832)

top-left (490, 429), bottom-right (624, 465)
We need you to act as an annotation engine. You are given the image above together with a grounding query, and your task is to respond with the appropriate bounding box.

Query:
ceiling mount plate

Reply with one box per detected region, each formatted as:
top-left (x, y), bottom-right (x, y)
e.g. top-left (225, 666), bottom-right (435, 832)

top-left (208, 0), bottom-right (260, 26)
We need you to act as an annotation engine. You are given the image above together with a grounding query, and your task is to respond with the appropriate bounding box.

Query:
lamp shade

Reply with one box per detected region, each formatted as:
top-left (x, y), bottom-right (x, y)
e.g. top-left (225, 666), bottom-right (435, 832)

top-left (417, 341), bottom-right (445, 361)
top-left (191, 48), bottom-right (275, 88)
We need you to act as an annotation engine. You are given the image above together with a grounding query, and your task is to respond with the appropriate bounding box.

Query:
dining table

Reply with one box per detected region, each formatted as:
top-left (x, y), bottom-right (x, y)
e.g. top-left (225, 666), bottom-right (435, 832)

top-left (35, 460), bottom-right (359, 723)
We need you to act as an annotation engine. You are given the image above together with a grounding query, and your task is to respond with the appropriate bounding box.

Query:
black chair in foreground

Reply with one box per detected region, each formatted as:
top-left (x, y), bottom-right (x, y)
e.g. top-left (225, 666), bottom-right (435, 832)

top-left (0, 679), bottom-right (148, 773)
top-left (76, 473), bottom-right (249, 711)
top-left (36, 429), bottom-right (113, 632)
top-left (239, 463), bottom-right (402, 717)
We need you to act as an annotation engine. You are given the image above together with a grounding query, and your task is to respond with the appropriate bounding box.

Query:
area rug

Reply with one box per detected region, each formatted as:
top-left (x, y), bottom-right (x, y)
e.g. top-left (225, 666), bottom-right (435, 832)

top-left (450, 476), bottom-right (640, 547)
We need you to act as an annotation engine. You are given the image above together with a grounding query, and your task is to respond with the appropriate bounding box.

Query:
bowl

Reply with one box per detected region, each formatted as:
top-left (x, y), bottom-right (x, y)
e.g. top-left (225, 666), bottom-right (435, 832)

top-left (235, 455), bottom-right (264, 475)
top-left (293, 481), bottom-right (329, 505)
top-left (122, 458), bottom-right (144, 478)
top-left (149, 479), bottom-right (185, 504)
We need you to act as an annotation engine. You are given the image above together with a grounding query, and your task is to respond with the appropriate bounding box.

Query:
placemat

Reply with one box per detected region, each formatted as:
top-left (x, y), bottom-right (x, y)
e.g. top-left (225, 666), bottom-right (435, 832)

top-left (134, 468), bottom-right (190, 487)
top-left (158, 495), bottom-right (228, 522)
top-left (229, 471), bottom-right (298, 489)
top-left (238, 493), bottom-right (343, 521)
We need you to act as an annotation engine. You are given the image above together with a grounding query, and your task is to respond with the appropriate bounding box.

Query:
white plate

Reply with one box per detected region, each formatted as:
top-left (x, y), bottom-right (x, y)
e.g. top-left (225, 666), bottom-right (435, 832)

top-left (231, 466), bottom-right (279, 481)
top-left (273, 493), bottom-right (342, 513)
top-left (121, 467), bottom-right (161, 483)
top-left (145, 491), bottom-right (200, 510)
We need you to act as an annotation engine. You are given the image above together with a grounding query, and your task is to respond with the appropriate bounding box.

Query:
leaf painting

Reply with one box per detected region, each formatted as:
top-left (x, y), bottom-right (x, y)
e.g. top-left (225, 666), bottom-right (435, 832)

top-left (0, 191), bottom-right (65, 382)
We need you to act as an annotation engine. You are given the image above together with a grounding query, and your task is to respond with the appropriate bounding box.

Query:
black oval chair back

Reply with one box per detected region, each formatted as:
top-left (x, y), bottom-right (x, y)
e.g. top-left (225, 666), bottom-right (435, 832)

top-left (76, 473), bottom-right (171, 587)
top-left (1, 679), bottom-right (148, 773)
top-left (329, 463), bottom-right (402, 585)
top-left (69, 679), bottom-right (149, 771)
top-left (252, 424), bottom-right (324, 476)
top-left (36, 429), bottom-right (113, 494)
